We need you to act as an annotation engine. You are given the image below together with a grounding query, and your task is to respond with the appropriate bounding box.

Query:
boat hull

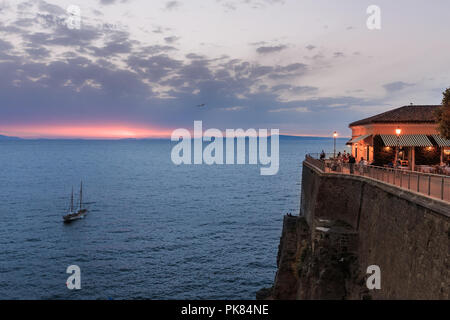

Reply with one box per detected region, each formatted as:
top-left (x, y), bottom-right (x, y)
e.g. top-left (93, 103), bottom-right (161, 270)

top-left (63, 210), bottom-right (87, 223)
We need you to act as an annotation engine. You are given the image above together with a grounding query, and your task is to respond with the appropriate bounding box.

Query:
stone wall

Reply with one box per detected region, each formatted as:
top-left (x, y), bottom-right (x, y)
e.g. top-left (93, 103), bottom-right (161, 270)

top-left (268, 161), bottom-right (449, 300)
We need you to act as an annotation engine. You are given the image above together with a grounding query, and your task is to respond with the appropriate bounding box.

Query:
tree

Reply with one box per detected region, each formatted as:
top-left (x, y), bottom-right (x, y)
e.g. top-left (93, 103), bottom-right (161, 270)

top-left (435, 88), bottom-right (450, 139)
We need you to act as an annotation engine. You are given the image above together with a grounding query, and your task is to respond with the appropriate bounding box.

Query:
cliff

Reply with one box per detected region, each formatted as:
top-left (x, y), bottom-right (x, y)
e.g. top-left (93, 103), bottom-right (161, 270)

top-left (258, 161), bottom-right (450, 300)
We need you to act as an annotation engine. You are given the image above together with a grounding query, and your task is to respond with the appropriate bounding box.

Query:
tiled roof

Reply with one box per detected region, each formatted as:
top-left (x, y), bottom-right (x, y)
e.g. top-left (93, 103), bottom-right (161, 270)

top-left (349, 105), bottom-right (440, 127)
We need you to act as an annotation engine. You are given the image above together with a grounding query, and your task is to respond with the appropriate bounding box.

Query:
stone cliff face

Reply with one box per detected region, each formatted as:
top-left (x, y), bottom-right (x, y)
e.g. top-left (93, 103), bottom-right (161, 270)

top-left (261, 216), bottom-right (366, 300)
top-left (258, 162), bottom-right (450, 300)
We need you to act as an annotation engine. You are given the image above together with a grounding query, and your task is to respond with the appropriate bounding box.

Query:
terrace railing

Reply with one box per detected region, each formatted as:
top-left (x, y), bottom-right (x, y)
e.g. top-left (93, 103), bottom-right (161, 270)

top-left (305, 153), bottom-right (450, 202)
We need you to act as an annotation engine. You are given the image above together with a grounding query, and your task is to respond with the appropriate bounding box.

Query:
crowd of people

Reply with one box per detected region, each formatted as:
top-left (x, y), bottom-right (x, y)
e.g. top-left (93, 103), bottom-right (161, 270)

top-left (318, 150), bottom-right (450, 176)
top-left (320, 150), bottom-right (368, 174)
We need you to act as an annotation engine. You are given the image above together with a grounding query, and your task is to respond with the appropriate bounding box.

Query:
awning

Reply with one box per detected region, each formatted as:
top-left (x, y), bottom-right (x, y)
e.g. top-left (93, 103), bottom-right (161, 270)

top-left (379, 134), bottom-right (433, 147)
top-left (431, 134), bottom-right (450, 147)
top-left (348, 134), bottom-right (371, 144)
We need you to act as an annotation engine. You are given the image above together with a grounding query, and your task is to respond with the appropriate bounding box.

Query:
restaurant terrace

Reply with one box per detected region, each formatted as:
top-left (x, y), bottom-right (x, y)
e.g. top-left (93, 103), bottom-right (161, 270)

top-left (347, 105), bottom-right (450, 174)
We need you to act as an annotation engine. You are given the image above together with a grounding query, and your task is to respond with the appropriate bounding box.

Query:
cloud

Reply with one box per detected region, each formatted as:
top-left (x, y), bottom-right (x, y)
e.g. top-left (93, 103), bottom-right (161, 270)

top-left (139, 45), bottom-right (177, 55)
top-left (383, 81), bottom-right (415, 92)
top-left (37, 0), bottom-right (65, 15)
top-left (267, 63), bottom-right (308, 80)
top-left (0, 39), bottom-right (13, 51)
top-left (164, 36), bottom-right (179, 44)
top-left (186, 53), bottom-right (206, 60)
top-left (0, 56), bottom-right (153, 126)
top-left (100, 0), bottom-right (131, 5)
top-left (24, 26), bottom-right (104, 48)
top-left (0, 1), bottom-right (10, 13)
top-left (269, 106), bottom-right (309, 113)
top-left (305, 45), bottom-right (315, 51)
top-left (256, 45), bottom-right (287, 54)
top-left (100, 0), bottom-right (117, 4)
top-left (127, 54), bottom-right (183, 82)
top-left (216, 0), bottom-right (285, 11)
top-left (310, 53), bottom-right (324, 60)
top-left (24, 46), bottom-right (50, 58)
top-left (86, 32), bottom-right (136, 57)
top-left (165, 1), bottom-right (181, 10)
top-left (271, 84), bottom-right (317, 95)
top-left (0, 0), bottom-right (385, 136)
top-left (220, 106), bottom-right (245, 111)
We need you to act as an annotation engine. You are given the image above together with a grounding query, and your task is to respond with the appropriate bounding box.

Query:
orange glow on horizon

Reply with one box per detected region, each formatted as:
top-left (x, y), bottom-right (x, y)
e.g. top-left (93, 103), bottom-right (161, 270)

top-left (1, 125), bottom-right (352, 139)
top-left (1, 125), bottom-right (174, 139)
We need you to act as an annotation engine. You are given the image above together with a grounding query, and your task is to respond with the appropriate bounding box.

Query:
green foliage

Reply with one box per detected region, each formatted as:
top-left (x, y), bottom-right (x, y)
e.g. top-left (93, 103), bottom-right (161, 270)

top-left (434, 88), bottom-right (450, 139)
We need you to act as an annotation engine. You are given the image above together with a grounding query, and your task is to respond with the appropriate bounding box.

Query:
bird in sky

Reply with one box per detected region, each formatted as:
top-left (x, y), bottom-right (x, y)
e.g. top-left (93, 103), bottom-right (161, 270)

top-left (196, 103), bottom-right (206, 107)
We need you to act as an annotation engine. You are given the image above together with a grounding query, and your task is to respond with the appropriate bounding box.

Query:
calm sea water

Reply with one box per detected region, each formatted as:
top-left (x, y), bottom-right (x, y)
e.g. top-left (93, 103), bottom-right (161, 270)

top-left (0, 137), bottom-right (347, 299)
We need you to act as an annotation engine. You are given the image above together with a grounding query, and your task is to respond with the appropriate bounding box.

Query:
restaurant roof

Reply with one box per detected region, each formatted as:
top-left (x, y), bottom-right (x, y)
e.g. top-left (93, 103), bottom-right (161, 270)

top-left (379, 134), bottom-right (433, 147)
top-left (431, 134), bottom-right (450, 147)
top-left (349, 105), bottom-right (440, 127)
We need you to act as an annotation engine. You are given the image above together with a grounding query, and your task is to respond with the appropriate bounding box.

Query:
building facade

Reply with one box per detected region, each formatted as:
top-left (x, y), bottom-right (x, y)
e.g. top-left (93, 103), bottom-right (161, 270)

top-left (348, 105), bottom-right (450, 170)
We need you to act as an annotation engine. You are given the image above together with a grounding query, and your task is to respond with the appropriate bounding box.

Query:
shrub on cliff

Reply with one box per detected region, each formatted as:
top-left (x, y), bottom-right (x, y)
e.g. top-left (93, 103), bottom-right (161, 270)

top-left (434, 87), bottom-right (450, 139)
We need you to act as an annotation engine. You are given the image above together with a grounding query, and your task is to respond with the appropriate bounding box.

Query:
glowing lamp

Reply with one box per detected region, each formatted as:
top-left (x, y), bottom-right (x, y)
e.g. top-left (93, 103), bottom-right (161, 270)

top-left (395, 128), bottom-right (402, 136)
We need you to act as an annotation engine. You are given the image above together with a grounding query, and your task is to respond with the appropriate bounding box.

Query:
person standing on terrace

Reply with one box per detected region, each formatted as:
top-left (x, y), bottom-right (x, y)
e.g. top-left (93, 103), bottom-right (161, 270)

top-left (320, 150), bottom-right (326, 160)
top-left (349, 154), bottom-right (356, 174)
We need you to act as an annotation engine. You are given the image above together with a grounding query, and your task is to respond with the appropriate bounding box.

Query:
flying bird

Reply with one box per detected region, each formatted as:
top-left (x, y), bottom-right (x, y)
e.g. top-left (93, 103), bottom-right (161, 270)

top-left (196, 103), bottom-right (206, 107)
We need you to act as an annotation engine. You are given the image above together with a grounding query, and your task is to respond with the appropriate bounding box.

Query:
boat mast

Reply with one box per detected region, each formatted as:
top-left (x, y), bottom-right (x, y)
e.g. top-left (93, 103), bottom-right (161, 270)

top-left (71, 187), bottom-right (74, 212)
top-left (79, 181), bottom-right (82, 210)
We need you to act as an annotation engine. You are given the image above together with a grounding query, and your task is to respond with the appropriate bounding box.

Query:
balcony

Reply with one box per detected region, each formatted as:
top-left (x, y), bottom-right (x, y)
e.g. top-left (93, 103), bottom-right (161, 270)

top-left (304, 153), bottom-right (450, 202)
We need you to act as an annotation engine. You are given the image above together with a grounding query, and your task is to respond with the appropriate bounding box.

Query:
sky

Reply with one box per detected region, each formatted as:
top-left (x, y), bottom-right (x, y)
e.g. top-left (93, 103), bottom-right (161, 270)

top-left (0, 0), bottom-right (449, 138)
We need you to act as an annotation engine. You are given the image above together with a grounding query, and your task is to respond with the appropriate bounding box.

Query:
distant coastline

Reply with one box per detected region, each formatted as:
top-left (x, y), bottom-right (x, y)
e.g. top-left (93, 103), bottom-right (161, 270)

top-left (0, 134), bottom-right (22, 141)
top-left (0, 134), bottom-right (350, 141)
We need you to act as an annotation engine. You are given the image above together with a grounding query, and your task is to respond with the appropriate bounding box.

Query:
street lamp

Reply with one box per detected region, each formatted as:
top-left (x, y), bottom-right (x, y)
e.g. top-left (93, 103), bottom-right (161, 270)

top-left (395, 127), bottom-right (402, 164)
top-left (333, 131), bottom-right (338, 158)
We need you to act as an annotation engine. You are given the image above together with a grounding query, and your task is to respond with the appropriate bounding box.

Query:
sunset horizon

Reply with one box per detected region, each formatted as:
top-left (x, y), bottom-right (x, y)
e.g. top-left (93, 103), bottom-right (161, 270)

top-left (0, 126), bottom-right (351, 139)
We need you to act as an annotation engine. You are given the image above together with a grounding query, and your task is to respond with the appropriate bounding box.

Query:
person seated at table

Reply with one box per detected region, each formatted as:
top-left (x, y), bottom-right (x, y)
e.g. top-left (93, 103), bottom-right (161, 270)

top-left (359, 157), bottom-right (367, 174)
top-left (343, 152), bottom-right (348, 163)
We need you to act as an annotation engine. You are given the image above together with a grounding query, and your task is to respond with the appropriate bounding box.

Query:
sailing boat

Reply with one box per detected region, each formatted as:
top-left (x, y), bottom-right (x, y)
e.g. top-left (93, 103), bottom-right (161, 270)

top-left (63, 182), bottom-right (88, 223)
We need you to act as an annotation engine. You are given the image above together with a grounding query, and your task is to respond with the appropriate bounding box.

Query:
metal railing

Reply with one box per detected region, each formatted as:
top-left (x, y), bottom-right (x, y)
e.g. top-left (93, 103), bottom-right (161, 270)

top-left (305, 154), bottom-right (450, 202)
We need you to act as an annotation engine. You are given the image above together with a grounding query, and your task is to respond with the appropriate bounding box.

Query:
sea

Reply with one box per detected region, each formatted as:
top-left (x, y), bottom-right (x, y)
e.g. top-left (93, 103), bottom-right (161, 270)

top-left (0, 137), bottom-right (348, 299)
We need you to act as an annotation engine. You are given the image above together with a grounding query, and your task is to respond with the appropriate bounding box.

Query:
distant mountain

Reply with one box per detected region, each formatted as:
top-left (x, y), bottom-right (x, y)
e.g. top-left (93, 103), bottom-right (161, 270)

top-left (0, 134), bottom-right (22, 140)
